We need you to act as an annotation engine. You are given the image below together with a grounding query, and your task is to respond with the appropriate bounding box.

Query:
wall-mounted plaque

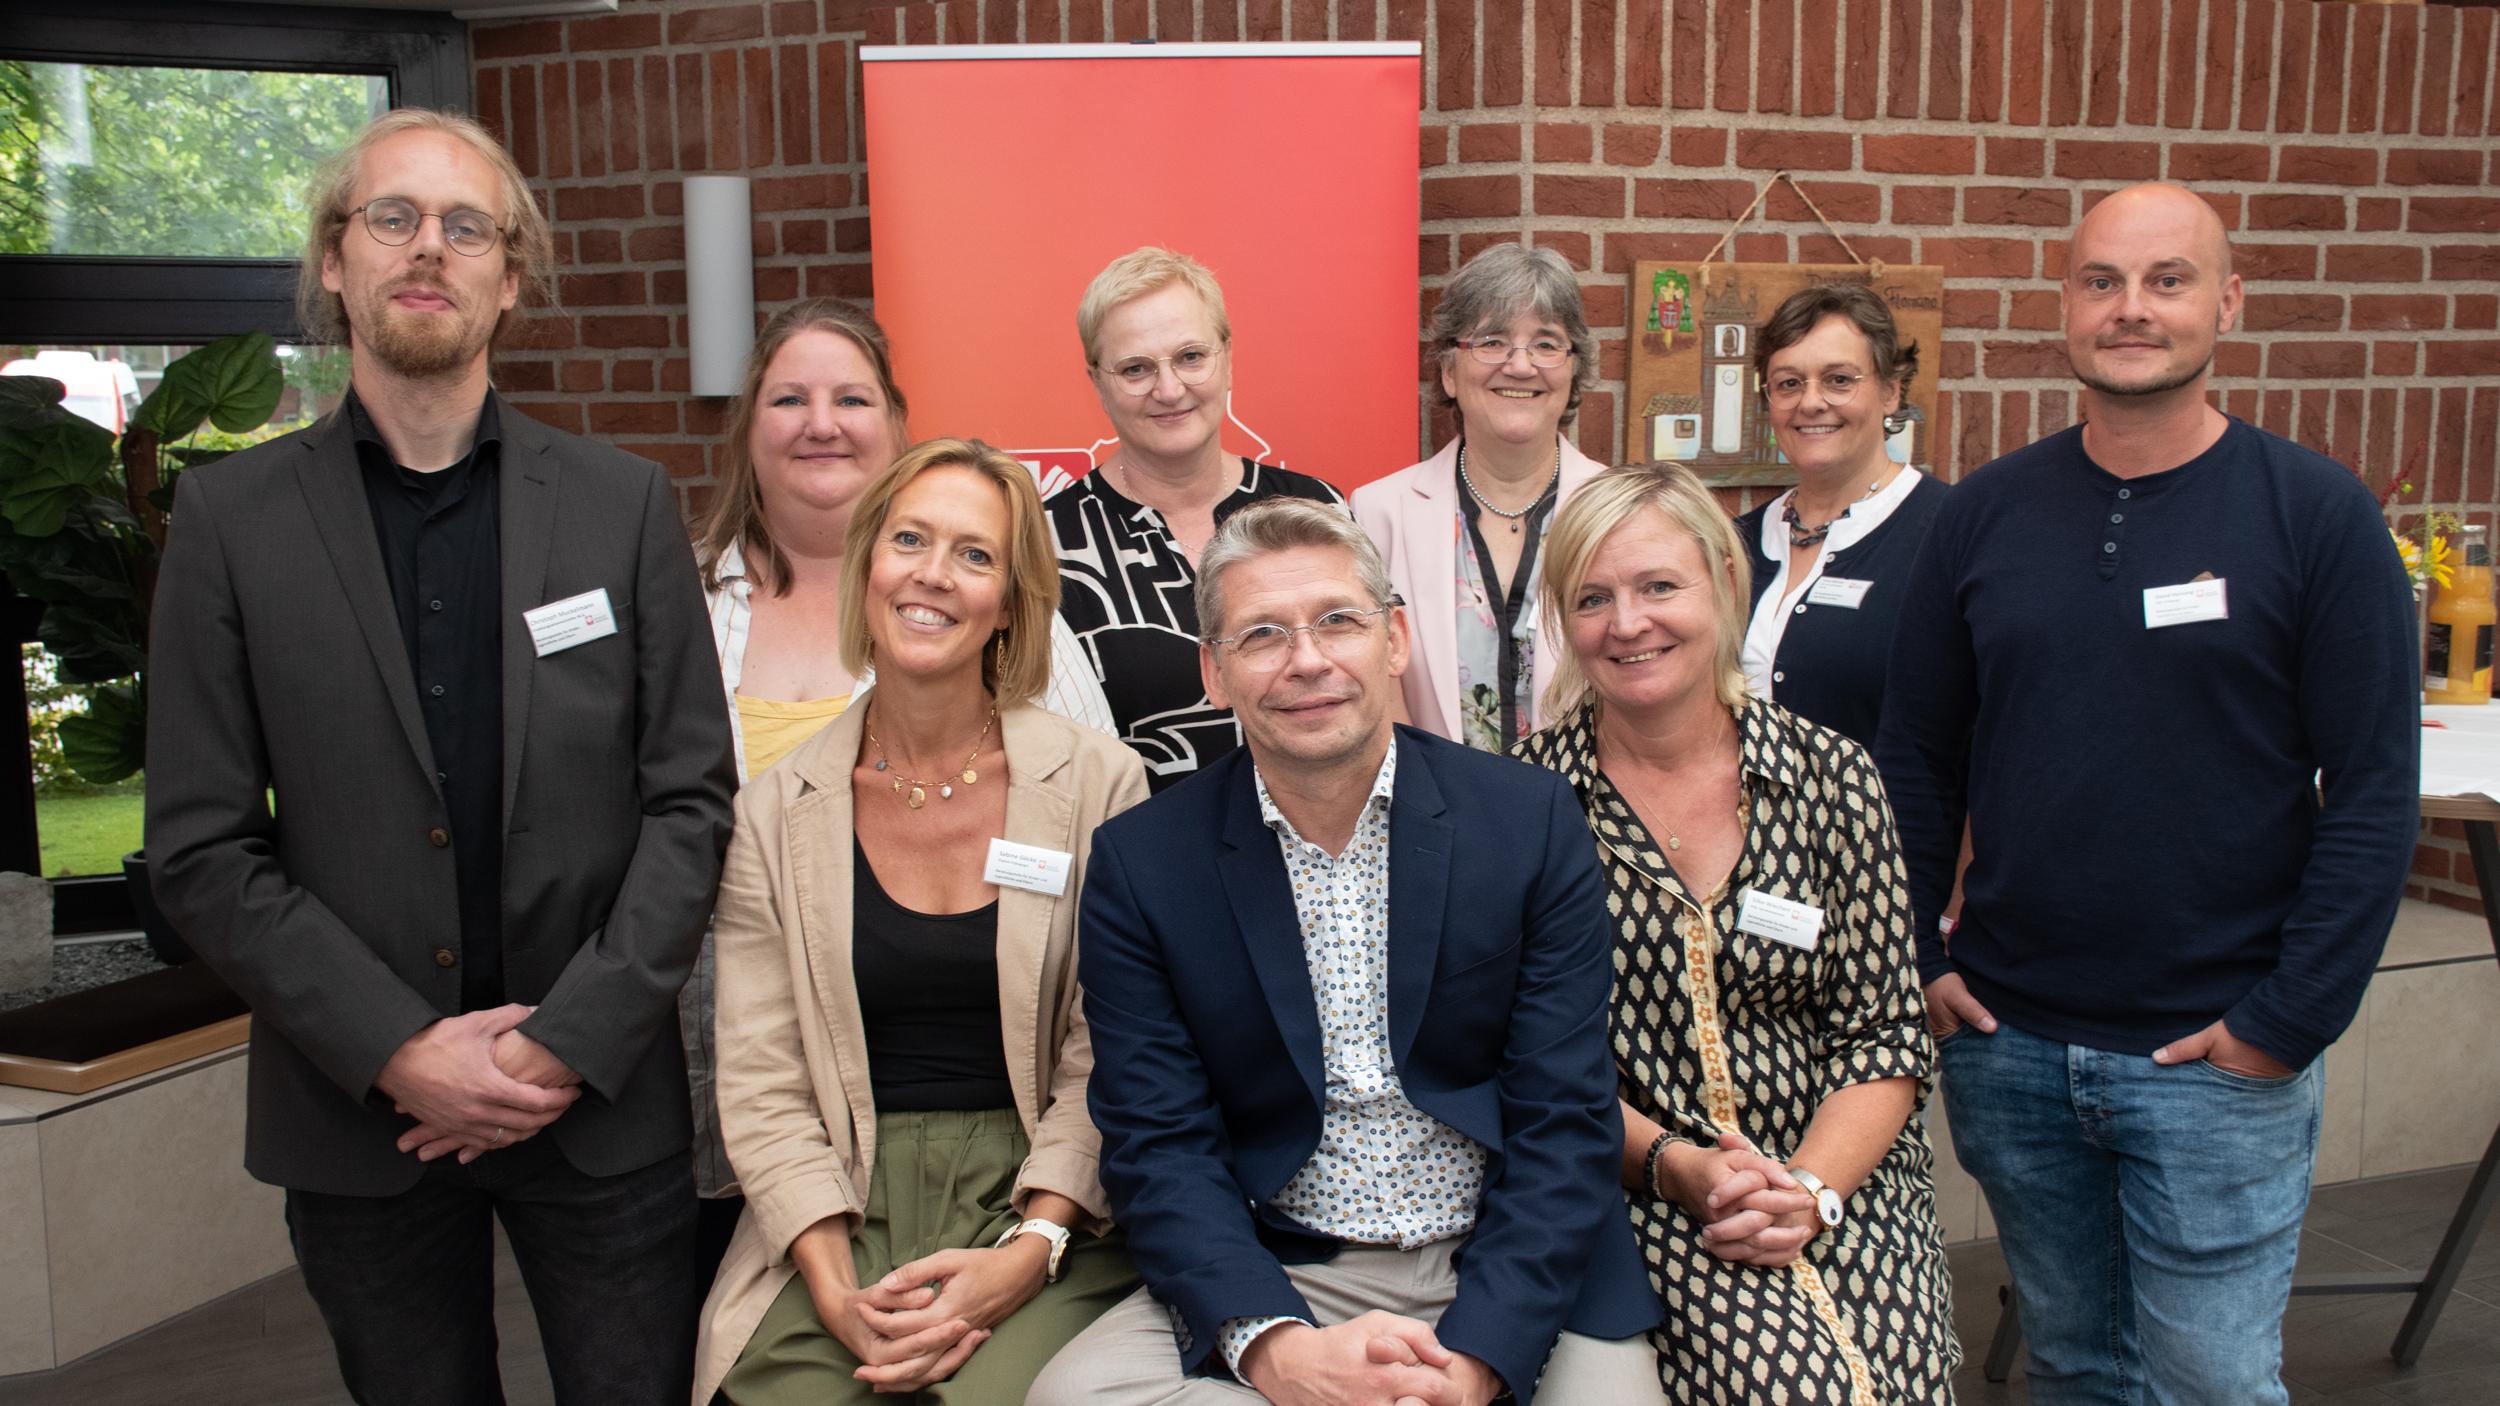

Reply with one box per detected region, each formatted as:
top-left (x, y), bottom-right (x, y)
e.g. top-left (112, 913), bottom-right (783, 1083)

top-left (1624, 261), bottom-right (1945, 488)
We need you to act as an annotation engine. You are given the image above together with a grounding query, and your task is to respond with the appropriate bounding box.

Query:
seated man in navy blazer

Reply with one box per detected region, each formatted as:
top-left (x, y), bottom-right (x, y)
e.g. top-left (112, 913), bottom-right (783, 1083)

top-left (1030, 500), bottom-right (1661, 1406)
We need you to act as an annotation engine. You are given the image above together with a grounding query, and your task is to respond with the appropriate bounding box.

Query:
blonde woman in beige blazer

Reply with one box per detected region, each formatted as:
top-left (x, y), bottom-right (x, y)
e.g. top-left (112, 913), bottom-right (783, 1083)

top-left (695, 440), bottom-right (1148, 1405)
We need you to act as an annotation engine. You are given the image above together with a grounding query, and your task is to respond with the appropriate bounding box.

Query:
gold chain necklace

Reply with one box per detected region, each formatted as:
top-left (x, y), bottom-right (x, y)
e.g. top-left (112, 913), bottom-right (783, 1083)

top-left (1665, 779), bottom-right (1750, 852)
top-left (865, 705), bottom-right (996, 809)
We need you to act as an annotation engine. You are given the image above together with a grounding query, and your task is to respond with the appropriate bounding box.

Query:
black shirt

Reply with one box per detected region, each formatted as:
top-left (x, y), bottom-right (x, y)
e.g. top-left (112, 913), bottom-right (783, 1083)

top-left (1046, 457), bottom-right (1345, 792)
top-left (851, 839), bottom-right (1012, 1111)
top-left (351, 390), bottom-right (506, 1012)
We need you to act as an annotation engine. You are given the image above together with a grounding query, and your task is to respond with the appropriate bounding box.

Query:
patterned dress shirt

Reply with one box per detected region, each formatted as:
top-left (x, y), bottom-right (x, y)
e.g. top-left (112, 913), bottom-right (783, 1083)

top-left (1216, 742), bottom-right (1491, 1374)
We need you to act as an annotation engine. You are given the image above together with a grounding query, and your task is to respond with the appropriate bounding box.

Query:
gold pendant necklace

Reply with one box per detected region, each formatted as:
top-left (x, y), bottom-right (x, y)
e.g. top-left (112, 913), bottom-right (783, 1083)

top-left (865, 705), bottom-right (996, 810)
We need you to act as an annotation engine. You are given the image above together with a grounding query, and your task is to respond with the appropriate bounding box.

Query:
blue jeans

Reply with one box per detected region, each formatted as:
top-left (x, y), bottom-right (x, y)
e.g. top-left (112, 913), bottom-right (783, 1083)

top-left (1937, 1021), bottom-right (2322, 1406)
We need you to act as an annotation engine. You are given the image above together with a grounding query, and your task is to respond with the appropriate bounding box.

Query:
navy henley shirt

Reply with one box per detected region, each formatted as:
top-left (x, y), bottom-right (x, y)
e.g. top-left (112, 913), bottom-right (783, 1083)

top-left (1873, 417), bottom-right (2420, 1070)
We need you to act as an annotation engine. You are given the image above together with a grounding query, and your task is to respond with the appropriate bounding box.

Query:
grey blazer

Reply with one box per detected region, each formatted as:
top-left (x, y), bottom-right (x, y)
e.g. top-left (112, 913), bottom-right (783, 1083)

top-left (144, 399), bottom-right (737, 1197)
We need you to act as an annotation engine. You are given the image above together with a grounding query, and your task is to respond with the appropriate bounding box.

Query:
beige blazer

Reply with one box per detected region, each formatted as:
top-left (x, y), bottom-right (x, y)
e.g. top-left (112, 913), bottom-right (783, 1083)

top-left (1350, 435), bottom-right (1609, 742)
top-left (690, 693), bottom-right (1149, 1402)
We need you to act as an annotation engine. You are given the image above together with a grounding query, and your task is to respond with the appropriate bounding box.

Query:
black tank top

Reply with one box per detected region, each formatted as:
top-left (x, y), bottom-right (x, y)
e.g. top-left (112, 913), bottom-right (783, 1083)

top-left (851, 839), bottom-right (1014, 1111)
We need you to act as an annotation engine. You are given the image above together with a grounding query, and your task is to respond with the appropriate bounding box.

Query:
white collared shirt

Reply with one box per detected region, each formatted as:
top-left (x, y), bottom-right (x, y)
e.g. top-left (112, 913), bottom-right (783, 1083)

top-left (1741, 469), bottom-right (1926, 701)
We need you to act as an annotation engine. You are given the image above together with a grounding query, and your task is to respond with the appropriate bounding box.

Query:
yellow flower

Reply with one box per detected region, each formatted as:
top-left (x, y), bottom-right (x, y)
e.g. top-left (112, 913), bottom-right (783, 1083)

top-left (2427, 533), bottom-right (2456, 591)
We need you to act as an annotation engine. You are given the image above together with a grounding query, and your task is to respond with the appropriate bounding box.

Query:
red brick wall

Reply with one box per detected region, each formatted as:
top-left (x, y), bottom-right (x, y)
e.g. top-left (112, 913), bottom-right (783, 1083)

top-left (470, 0), bottom-right (2500, 909)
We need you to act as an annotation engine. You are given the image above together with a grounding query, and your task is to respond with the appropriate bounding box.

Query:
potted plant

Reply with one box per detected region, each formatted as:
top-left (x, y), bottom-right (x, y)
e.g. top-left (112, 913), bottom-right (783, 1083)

top-left (0, 335), bottom-right (284, 962)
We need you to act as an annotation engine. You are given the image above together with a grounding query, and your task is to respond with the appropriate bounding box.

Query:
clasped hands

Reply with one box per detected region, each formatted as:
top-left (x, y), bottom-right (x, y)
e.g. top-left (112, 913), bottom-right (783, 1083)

top-left (1657, 1131), bottom-right (1821, 1269)
top-left (1237, 1313), bottom-right (1504, 1406)
top-left (375, 1004), bottom-right (582, 1164)
top-left (801, 1230), bottom-right (1053, 1393)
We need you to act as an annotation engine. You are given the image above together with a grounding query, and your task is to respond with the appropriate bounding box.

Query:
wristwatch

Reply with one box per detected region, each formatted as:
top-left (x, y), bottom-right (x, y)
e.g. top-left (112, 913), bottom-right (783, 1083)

top-left (994, 1217), bottom-right (1073, 1282)
top-left (1789, 1168), bottom-right (1845, 1229)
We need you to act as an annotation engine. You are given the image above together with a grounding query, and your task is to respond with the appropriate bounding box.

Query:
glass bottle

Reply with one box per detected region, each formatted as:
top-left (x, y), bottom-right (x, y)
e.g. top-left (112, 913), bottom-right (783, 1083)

top-left (2426, 523), bottom-right (2494, 706)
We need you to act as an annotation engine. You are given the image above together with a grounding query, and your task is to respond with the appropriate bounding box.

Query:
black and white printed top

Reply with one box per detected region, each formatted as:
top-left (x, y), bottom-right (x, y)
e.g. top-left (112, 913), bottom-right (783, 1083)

top-left (1045, 457), bottom-right (1345, 793)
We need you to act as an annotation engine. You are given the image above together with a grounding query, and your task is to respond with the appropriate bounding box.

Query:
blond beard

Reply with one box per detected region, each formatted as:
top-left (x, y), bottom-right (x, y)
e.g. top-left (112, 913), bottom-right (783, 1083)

top-left (352, 284), bottom-right (498, 379)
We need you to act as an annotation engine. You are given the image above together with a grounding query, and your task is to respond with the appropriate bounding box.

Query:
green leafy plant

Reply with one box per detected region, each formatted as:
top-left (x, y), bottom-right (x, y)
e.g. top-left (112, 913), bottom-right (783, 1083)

top-left (0, 334), bottom-right (283, 782)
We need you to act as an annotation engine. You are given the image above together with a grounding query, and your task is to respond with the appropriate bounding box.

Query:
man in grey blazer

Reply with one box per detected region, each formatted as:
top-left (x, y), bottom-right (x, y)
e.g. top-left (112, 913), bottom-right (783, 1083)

top-left (143, 109), bottom-right (735, 1405)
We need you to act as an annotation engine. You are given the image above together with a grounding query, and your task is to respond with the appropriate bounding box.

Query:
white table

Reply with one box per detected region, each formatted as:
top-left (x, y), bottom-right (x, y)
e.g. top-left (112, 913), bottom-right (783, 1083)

top-left (2360, 704), bottom-right (2500, 1365)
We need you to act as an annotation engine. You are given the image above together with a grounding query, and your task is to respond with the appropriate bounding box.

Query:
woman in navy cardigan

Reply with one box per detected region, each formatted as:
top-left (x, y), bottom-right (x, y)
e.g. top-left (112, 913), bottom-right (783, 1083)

top-left (1732, 284), bottom-right (1949, 746)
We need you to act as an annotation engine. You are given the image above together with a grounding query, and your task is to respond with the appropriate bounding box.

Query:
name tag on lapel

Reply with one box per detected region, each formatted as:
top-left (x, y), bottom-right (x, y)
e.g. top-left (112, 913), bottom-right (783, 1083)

top-left (523, 588), bottom-right (619, 657)
top-left (984, 838), bottom-right (1073, 897)
top-left (1735, 888), bottom-right (1824, 950)
top-left (1805, 576), bottom-right (1875, 609)
top-left (2143, 578), bottom-right (2228, 629)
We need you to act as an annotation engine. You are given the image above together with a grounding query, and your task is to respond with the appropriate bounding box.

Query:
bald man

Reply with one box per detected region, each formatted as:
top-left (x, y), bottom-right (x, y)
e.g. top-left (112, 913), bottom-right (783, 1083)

top-left (1873, 183), bottom-right (2419, 1404)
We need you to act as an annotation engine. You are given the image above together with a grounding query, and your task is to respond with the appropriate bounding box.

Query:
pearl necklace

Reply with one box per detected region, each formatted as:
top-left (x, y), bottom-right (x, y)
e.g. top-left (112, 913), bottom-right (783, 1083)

top-left (1457, 442), bottom-right (1561, 535)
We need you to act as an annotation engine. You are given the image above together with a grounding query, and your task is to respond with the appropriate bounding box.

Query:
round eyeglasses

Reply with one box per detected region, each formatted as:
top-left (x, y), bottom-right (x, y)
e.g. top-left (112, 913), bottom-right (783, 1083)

top-left (1765, 371), bottom-right (1870, 403)
top-left (1209, 602), bottom-right (1399, 668)
top-left (1456, 334), bottom-right (1575, 369)
top-left (1096, 345), bottom-right (1225, 395)
top-left (350, 198), bottom-right (506, 257)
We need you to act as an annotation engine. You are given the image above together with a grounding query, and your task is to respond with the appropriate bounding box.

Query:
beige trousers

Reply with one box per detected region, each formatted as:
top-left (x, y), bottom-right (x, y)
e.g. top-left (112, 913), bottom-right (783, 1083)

top-left (1025, 1239), bottom-right (1665, 1405)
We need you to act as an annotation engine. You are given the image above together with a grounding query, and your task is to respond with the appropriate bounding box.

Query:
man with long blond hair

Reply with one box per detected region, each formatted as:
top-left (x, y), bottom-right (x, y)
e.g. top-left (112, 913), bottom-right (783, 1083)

top-left (144, 109), bottom-right (734, 1403)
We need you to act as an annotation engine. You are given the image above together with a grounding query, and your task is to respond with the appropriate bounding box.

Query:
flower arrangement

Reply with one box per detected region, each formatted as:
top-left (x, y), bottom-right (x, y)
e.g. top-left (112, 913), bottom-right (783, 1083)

top-left (2380, 444), bottom-right (2460, 602)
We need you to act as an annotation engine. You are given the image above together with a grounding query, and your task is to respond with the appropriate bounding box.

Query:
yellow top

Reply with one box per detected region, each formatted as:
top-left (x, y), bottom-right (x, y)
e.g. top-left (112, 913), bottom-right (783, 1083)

top-left (736, 693), bottom-right (851, 780)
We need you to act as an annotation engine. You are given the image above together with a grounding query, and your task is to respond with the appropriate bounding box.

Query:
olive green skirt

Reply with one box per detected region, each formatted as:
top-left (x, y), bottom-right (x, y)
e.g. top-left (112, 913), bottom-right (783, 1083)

top-left (719, 1108), bottom-right (1136, 1405)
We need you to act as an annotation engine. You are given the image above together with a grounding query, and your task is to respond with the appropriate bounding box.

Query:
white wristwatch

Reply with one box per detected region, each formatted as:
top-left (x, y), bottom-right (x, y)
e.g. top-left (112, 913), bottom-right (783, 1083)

top-left (993, 1217), bottom-right (1073, 1282)
top-left (1789, 1168), bottom-right (1845, 1229)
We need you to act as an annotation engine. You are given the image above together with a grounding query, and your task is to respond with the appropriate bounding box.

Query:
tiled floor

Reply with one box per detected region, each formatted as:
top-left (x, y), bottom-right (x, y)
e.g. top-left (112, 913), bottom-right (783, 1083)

top-left (1, 1163), bottom-right (2493, 1405)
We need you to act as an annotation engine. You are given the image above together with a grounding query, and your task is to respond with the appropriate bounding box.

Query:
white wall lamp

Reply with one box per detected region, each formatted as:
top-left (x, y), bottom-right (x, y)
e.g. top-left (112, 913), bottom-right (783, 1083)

top-left (683, 175), bottom-right (755, 398)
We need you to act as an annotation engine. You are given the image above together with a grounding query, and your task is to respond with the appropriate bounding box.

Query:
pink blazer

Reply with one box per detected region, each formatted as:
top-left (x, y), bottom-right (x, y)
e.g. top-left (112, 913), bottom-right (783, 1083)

top-left (1351, 436), bottom-right (1610, 744)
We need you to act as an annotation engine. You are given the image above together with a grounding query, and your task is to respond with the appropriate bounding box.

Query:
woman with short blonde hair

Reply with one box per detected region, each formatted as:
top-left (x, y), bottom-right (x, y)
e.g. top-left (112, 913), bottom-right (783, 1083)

top-left (1048, 246), bottom-right (1344, 793)
top-left (1515, 461), bottom-right (1958, 1404)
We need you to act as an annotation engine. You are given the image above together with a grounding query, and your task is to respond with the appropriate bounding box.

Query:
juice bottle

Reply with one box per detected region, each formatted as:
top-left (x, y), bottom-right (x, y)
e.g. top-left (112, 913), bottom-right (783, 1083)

top-left (2426, 524), bottom-right (2495, 705)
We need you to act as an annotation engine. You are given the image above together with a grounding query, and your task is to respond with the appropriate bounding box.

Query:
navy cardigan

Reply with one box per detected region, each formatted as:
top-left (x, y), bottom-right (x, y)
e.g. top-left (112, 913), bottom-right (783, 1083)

top-left (1735, 472), bottom-right (1950, 747)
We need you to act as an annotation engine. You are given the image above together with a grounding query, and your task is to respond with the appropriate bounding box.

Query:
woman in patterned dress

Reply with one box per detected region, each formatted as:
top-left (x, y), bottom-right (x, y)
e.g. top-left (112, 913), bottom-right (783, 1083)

top-left (1513, 462), bottom-right (1959, 1404)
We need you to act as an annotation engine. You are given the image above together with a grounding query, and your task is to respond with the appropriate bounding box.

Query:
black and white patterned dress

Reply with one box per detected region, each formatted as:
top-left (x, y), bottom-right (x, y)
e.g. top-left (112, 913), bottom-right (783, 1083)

top-left (1514, 699), bottom-right (1960, 1405)
top-left (1045, 458), bottom-right (1343, 793)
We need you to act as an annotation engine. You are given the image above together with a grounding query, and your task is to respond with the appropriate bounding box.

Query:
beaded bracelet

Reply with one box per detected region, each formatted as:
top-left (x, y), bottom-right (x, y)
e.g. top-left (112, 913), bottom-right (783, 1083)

top-left (1643, 1131), bottom-right (1675, 1200)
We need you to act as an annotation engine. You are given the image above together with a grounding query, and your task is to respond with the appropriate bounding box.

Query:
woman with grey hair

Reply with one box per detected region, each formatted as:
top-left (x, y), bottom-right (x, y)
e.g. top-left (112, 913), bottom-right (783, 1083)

top-left (1351, 242), bottom-right (1605, 751)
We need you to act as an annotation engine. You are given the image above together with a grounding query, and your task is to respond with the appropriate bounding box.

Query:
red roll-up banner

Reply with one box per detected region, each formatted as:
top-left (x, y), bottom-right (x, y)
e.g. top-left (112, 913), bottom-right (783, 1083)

top-left (863, 42), bottom-right (1423, 496)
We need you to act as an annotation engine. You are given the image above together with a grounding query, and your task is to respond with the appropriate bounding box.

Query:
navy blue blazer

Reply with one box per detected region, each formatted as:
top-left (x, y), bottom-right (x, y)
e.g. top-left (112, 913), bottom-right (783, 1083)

top-left (1078, 726), bottom-right (1657, 1402)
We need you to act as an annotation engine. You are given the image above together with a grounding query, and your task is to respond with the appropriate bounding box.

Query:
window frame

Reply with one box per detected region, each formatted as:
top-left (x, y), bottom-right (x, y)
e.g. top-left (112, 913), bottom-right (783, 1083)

top-left (3, 0), bottom-right (470, 928)
top-left (0, 0), bottom-right (472, 343)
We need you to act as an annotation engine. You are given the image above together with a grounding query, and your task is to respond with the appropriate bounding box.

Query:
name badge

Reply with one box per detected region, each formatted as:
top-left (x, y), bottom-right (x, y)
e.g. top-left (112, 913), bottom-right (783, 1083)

top-left (2142, 578), bottom-right (2228, 629)
top-left (523, 588), bottom-right (620, 657)
top-left (1805, 576), bottom-right (1875, 610)
top-left (984, 838), bottom-right (1074, 897)
top-left (1735, 888), bottom-right (1825, 950)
